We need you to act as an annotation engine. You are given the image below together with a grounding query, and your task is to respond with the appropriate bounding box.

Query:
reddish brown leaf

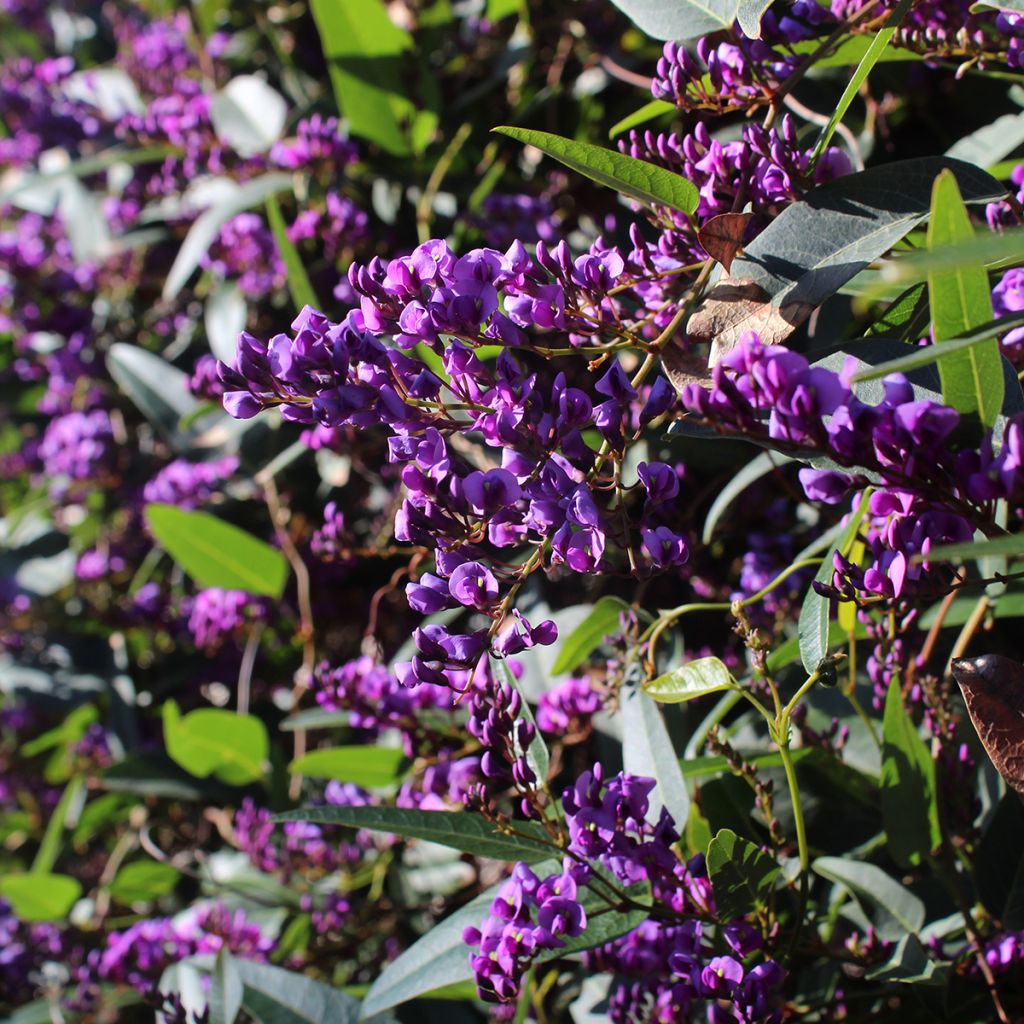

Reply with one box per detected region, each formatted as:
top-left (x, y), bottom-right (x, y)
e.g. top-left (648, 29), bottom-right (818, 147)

top-left (697, 212), bottom-right (753, 273)
top-left (951, 655), bottom-right (1024, 796)
top-left (687, 274), bottom-right (814, 368)
top-left (662, 343), bottom-right (714, 395)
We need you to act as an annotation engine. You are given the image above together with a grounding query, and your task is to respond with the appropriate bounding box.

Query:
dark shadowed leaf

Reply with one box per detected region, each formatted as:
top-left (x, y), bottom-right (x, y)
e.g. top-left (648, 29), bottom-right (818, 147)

top-left (493, 127), bottom-right (698, 216)
top-left (706, 828), bottom-right (780, 919)
top-left (273, 805), bottom-right (554, 863)
top-left (880, 680), bottom-right (942, 867)
top-left (813, 856), bottom-right (925, 941)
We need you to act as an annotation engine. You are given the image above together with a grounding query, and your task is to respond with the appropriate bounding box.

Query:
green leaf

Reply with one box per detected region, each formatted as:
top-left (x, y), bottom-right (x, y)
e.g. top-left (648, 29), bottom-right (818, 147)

top-left (551, 595), bottom-right (630, 675)
top-left (789, 33), bottom-right (924, 68)
top-left (163, 700), bottom-right (269, 786)
top-left (881, 227), bottom-right (1024, 284)
top-left (109, 860), bottom-right (181, 904)
top-left (880, 680), bottom-right (942, 868)
top-left (0, 873), bottom-right (81, 921)
top-left (273, 805), bottom-right (554, 863)
top-left (288, 746), bottom-right (405, 788)
top-left (927, 170), bottom-right (1003, 426)
top-left (798, 489), bottom-right (872, 673)
top-left (643, 657), bottom-right (737, 704)
top-left (865, 281), bottom-right (928, 339)
top-left (813, 856), bottom-right (925, 941)
top-left (309, 0), bottom-right (415, 156)
top-left (145, 503), bottom-right (289, 598)
top-left (706, 828), bottom-right (780, 920)
top-left (621, 686), bottom-right (690, 825)
top-left (851, 312), bottom-right (1024, 383)
top-left (493, 126), bottom-right (698, 217)
top-left (163, 173), bottom-right (294, 300)
top-left (811, 0), bottom-right (912, 163)
top-left (917, 533), bottom-right (1024, 565)
top-left (608, 99), bottom-right (676, 139)
top-left (680, 747), bottom-right (817, 779)
top-left (279, 708), bottom-right (352, 732)
top-left (31, 775), bottom-right (84, 874)
top-left (265, 194), bottom-right (320, 314)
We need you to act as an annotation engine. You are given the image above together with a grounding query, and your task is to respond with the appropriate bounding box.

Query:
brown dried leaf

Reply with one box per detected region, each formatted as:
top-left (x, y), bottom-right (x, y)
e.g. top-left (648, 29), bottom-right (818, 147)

top-left (697, 212), bottom-right (753, 273)
top-left (662, 343), bottom-right (714, 395)
top-left (952, 654), bottom-right (1024, 796)
top-left (687, 275), bottom-right (814, 368)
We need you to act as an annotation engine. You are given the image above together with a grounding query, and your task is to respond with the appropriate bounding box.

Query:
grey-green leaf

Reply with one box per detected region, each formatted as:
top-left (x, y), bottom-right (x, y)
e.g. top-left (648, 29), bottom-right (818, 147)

top-left (813, 856), bottom-right (926, 941)
top-left (272, 806), bottom-right (554, 863)
top-left (621, 686), bottom-right (690, 825)
top-left (605, 0), bottom-right (738, 40)
top-left (717, 158), bottom-right (1004, 336)
top-left (494, 126), bottom-right (697, 216)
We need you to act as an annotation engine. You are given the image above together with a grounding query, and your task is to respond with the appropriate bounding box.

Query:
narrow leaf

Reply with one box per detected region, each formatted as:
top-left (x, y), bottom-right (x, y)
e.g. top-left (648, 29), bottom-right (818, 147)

top-left (288, 746), bottom-right (405, 788)
top-left (927, 169), bottom-right (1003, 425)
top-left (621, 686), bottom-right (690, 826)
top-left (551, 595), bottom-right (630, 675)
top-left (812, 0), bottom-right (912, 163)
top-left (813, 856), bottom-right (925, 941)
top-left (491, 657), bottom-right (550, 786)
top-left (272, 806), bottom-right (554, 863)
top-left (608, 99), bottom-right (675, 139)
top-left (702, 451), bottom-right (789, 545)
top-left (266, 194), bottom-right (321, 313)
top-left (493, 126), bottom-right (698, 216)
top-left (145, 503), bottom-right (289, 598)
top-left (880, 679), bottom-right (942, 868)
top-left (798, 489), bottom-right (872, 673)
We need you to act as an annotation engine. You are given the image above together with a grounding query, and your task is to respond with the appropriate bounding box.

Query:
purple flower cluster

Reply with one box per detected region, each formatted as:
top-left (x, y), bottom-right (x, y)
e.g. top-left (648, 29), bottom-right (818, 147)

top-left (536, 675), bottom-right (602, 736)
top-left (681, 332), bottom-right (1024, 602)
top-left (201, 213), bottom-right (285, 299)
top-left (37, 410), bottom-right (118, 499)
top-left (185, 588), bottom-right (267, 650)
top-left (143, 457), bottom-right (239, 509)
top-left (89, 903), bottom-right (273, 994)
top-left (0, 901), bottom-right (64, 1004)
top-left (465, 764), bottom-right (786, 1016)
top-left (464, 858), bottom-right (589, 1002)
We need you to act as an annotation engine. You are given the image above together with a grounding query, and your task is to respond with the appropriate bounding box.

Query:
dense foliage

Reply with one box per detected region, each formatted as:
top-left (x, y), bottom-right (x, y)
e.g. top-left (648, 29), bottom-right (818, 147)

top-left (4, 1), bottom-right (1024, 1021)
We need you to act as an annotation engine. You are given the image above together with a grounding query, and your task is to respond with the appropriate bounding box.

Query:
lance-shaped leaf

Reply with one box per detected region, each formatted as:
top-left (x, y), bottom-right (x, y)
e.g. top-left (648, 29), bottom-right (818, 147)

top-left (643, 657), bottom-right (738, 705)
top-left (880, 680), bottom-right (942, 868)
top-left (706, 828), bottom-right (780, 920)
top-left (690, 158), bottom-right (1004, 366)
top-left (145, 504), bottom-right (289, 598)
top-left (952, 655), bottom-right (1024, 796)
top-left (288, 746), bottom-right (405, 788)
top-left (813, 857), bottom-right (925, 941)
top-left (621, 685), bottom-right (690, 825)
top-left (272, 805), bottom-right (555, 863)
top-left (926, 169), bottom-right (1003, 426)
top-left (266, 194), bottom-right (321, 314)
top-left (491, 656), bottom-right (550, 785)
top-left (493, 126), bottom-right (698, 217)
top-left (551, 595), bottom-right (630, 675)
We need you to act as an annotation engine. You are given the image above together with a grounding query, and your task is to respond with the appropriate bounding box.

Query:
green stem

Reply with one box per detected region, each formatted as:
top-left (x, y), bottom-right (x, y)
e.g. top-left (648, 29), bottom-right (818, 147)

top-left (778, 740), bottom-right (809, 955)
